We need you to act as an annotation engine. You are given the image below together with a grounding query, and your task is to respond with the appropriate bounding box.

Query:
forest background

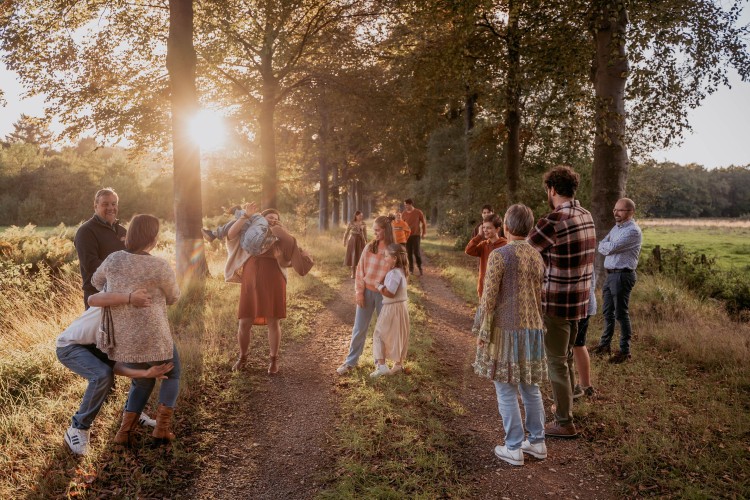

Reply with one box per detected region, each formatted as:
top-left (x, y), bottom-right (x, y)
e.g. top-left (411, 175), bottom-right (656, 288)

top-left (1, 0), bottom-right (749, 237)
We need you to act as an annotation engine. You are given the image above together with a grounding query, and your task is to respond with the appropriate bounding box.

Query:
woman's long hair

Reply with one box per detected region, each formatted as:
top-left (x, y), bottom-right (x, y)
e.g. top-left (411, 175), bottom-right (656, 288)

top-left (350, 210), bottom-right (363, 224)
top-left (387, 243), bottom-right (409, 277)
top-left (369, 215), bottom-right (395, 254)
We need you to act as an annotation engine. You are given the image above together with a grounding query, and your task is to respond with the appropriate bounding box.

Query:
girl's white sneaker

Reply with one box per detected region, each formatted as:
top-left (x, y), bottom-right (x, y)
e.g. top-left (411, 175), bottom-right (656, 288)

top-left (369, 364), bottom-right (390, 378)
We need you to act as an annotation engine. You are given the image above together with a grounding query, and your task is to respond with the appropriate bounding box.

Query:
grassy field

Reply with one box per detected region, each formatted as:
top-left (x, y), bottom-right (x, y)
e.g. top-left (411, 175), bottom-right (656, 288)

top-left (2, 221), bottom-right (749, 497)
top-left (0, 221), bottom-right (347, 497)
top-left (640, 220), bottom-right (750, 272)
top-left (424, 234), bottom-right (750, 498)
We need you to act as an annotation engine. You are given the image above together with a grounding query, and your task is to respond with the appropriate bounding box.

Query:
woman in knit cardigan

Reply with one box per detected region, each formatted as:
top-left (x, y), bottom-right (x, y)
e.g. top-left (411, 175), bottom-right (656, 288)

top-left (92, 214), bottom-right (181, 446)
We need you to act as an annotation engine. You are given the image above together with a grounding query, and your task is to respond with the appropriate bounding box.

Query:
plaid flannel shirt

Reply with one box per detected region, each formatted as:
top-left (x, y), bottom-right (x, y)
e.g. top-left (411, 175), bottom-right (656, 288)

top-left (355, 242), bottom-right (391, 298)
top-left (527, 200), bottom-right (596, 320)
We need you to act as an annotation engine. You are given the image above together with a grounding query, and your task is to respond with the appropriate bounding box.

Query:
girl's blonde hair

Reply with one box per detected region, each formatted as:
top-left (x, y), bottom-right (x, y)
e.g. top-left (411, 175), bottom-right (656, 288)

top-left (386, 243), bottom-right (409, 277)
top-left (369, 215), bottom-right (396, 254)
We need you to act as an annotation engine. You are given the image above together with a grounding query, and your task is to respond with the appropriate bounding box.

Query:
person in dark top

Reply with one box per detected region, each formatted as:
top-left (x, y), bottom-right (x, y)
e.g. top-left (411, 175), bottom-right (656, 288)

top-left (74, 188), bottom-right (127, 308)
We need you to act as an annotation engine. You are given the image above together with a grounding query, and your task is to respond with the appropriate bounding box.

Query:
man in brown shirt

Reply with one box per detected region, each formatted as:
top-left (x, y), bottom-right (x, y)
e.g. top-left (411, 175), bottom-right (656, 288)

top-left (402, 198), bottom-right (427, 275)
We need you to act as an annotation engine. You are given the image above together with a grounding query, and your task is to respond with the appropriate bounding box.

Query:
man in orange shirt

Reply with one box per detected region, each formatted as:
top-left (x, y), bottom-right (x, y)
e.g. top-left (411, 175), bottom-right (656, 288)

top-left (401, 198), bottom-right (427, 275)
top-left (391, 211), bottom-right (411, 245)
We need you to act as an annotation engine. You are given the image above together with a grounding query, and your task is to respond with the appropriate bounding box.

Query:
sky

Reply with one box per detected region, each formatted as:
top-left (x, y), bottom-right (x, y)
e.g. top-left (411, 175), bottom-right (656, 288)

top-left (1, 39), bottom-right (749, 170)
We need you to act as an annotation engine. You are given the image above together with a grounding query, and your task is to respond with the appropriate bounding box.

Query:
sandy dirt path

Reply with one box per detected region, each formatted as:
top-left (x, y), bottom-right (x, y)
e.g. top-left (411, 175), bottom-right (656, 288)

top-left (186, 280), bottom-right (355, 499)
top-left (416, 255), bottom-right (617, 499)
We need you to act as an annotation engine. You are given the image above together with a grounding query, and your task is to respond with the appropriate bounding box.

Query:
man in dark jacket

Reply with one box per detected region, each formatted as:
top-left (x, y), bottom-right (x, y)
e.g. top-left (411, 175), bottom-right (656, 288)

top-left (74, 188), bottom-right (127, 308)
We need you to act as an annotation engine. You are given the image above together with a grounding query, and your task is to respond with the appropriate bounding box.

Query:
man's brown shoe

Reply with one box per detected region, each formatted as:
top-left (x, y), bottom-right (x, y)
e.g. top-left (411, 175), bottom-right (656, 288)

top-left (544, 421), bottom-right (578, 438)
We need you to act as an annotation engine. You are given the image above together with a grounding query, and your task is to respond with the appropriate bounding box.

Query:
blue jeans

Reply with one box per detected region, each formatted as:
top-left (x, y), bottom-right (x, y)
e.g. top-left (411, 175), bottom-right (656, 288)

top-left (599, 271), bottom-right (637, 354)
top-left (56, 344), bottom-right (115, 430)
top-left (214, 211), bottom-right (270, 255)
top-left (493, 381), bottom-right (545, 450)
top-left (344, 289), bottom-right (383, 367)
top-left (123, 346), bottom-right (181, 412)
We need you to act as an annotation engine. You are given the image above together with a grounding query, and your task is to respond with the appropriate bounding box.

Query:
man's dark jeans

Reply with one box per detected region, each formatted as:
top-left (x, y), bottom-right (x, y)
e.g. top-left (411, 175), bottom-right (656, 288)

top-left (406, 235), bottom-right (422, 272)
top-left (599, 270), bottom-right (637, 354)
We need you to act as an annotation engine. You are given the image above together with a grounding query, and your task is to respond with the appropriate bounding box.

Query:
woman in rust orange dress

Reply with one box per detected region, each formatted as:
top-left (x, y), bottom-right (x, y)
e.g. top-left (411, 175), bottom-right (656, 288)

top-left (226, 203), bottom-right (313, 374)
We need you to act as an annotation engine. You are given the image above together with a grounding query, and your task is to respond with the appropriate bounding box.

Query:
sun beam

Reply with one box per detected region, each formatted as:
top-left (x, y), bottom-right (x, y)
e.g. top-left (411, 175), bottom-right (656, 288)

top-left (188, 109), bottom-right (227, 152)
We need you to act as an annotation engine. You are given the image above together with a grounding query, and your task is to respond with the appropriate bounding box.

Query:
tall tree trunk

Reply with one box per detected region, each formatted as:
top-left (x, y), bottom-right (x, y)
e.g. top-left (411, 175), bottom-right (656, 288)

top-left (331, 163), bottom-right (340, 226)
top-left (351, 179), bottom-right (358, 215)
top-left (317, 100), bottom-right (330, 231)
top-left (259, 82), bottom-right (278, 209)
top-left (464, 86), bottom-right (477, 229)
top-left (505, 0), bottom-right (522, 204)
top-left (167, 0), bottom-right (207, 284)
top-left (590, 0), bottom-right (629, 239)
top-left (342, 180), bottom-right (349, 223)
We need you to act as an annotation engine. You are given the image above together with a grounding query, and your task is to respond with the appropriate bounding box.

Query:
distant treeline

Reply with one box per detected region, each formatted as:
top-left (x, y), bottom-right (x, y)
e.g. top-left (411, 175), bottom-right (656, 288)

top-left (1, 138), bottom-right (749, 227)
top-left (0, 139), bottom-right (264, 226)
top-left (628, 161), bottom-right (750, 218)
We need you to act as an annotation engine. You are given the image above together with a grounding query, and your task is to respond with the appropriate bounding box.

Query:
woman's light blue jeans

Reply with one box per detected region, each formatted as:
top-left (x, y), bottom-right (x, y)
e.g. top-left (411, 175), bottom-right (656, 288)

top-left (344, 288), bottom-right (383, 367)
top-left (493, 380), bottom-right (545, 450)
top-left (123, 346), bottom-right (181, 412)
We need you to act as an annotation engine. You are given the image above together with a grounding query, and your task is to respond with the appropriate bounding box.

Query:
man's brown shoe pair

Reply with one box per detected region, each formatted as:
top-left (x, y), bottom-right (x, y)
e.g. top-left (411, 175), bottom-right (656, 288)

top-left (545, 421), bottom-right (578, 438)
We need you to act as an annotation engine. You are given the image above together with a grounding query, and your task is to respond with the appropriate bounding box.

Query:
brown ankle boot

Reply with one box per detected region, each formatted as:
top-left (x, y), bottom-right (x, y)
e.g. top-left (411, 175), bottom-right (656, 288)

top-left (114, 411), bottom-right (140, 446)
top-left (152, 403), bottom-right (176, 442)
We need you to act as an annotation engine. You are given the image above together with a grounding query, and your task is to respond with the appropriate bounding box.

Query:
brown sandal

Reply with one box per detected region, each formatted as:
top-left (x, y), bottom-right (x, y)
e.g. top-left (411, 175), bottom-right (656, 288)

top-left (232, 355), bottom-right (248, 372)
top-left (268, 355), bottom-right (279, 375)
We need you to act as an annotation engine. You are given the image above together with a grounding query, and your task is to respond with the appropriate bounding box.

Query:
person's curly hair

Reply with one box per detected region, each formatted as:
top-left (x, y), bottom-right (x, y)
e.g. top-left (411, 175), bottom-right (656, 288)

top-left (543, 165), bottom-right (580, 198)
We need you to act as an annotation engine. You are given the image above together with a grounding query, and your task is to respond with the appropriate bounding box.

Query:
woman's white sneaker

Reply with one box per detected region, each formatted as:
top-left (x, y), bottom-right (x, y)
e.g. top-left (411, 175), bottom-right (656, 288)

top-left (369, 364), bottom-right (390, 378)
top-left (520, 439), bottom-right (547, 459)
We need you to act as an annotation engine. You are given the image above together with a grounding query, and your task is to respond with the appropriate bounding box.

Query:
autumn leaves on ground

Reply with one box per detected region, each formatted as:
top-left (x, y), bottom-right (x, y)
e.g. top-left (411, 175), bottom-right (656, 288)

top-left (1, 228), bottom-right (748, 498)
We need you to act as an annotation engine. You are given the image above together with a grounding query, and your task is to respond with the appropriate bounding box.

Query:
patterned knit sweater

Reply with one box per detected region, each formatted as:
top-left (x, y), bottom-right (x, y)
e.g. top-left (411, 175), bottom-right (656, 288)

top-left (472, 240), bottom-right (547, 384)
top-left (92, 250), bottom-right (180, 362)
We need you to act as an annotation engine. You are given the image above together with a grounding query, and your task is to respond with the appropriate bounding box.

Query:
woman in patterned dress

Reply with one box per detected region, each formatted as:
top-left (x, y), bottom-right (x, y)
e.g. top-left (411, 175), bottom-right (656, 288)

top-left (473, 204), bottom-right (548, 466)
top-left (343, 211), bottom-right (367, 278)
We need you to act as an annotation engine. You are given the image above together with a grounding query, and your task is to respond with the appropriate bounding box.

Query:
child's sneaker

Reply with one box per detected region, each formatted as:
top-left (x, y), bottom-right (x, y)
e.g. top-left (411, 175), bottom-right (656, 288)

top-left (64, 426), bottom-right (90, 456)
top-left (201, 228), bottom-right (216, 242)
top-left (370, 364), bottom-right (390, 378)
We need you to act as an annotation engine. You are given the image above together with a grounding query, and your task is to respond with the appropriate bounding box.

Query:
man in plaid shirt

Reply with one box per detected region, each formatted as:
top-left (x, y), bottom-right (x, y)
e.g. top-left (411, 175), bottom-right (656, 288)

top-left (528, 165), bottom-right (596, 438)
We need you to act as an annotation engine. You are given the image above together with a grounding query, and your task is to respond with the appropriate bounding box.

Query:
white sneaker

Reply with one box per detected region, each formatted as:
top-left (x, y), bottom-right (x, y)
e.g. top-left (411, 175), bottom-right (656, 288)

top-left (138, 412), bottom-right (156, 428)
top-left (336, 363), bottom-right (353, 376)
top-left (369, 364), bottom-right (390, 378)
top-left (521, 439), bottom-right (547, 459)
top-left (64, 426), bottom-right (90, 456)
top-left (494, 444), bottom-right (524, 466)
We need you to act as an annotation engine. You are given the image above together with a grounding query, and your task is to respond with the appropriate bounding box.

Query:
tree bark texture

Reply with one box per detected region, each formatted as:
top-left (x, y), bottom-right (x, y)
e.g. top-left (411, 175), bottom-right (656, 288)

top-left (167, 0), bottom-right (207, 283)
top-left (504, 0), bottom-right (521, 204)
top-left (342, 179), bottom-right (349, 223)
top-left (317, 101), bottom-right (330, 231)
top-left (464, 87), bottom-right (477, 228)
top-left (331, 163), bottom-right (340, 226)
top-left (259, 82), bottom-right (278, 209)
top-left (590, 0), bottom-right (629, 239)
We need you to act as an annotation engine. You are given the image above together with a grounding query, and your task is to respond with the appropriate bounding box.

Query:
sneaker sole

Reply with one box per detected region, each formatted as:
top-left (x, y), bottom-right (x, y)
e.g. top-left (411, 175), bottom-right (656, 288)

top-left (545, 431), bottom-right (579, 439)
top-left (494, 449), bottom-right (524, 466)
top-left (521, 448), bottom-right (547, 459)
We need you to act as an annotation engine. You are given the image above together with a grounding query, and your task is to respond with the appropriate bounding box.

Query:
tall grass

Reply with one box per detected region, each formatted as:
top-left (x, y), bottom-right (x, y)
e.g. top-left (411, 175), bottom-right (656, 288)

top-left (423, 235), bottom-right (750, 498)
top-left (0, 222), bottom-right (347, 497)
